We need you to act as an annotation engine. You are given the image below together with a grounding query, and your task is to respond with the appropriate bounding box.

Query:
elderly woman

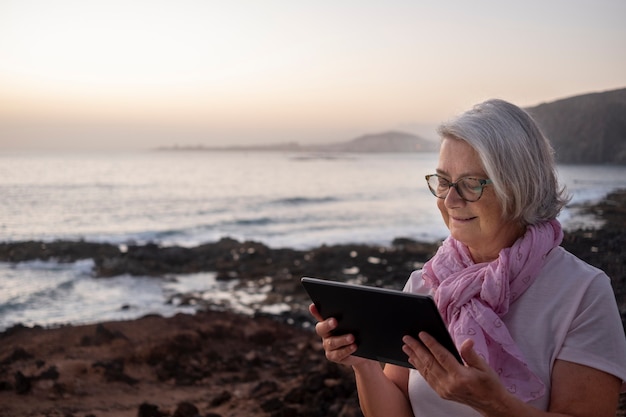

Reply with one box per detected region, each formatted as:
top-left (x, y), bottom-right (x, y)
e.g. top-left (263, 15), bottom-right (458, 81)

top-left (311, 99), bottom-right (626, 416)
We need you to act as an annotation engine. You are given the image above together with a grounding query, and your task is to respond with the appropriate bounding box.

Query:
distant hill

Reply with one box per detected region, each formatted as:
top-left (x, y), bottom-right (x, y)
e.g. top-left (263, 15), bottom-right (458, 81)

top-left (526, 88), bottom-right (626, 164)
top-left (159, 131), bottom-right (438, 153)
top-left (303, 131), bottom-right (438, 153)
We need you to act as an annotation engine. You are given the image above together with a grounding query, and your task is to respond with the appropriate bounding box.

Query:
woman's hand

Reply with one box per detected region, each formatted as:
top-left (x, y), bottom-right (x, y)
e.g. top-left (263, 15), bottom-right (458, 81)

top-left (404, 332), bottom-right (623, 417)
top-left (309, 303), bottom-right (369, 367)
top-left (310, 303), bottom-right (416, 416)
top-left (402, 332), bottom-right (509, 411)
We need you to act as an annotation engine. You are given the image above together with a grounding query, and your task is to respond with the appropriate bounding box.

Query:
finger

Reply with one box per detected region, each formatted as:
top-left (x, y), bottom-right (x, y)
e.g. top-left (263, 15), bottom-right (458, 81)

top-left (403, 334), bottom-right (429, 357)
top-left (402, 335), bottom-right (430, 368)
top-left (402, 334), bottom-right (437, 379)
top-left (458, 338), bottom-right (489, 371)
top-left (314, 316), bottom-right (338, 338)
top-left (414, 332), bottom-right (463, 373)
top-left (325, 333), bottom-right (355, 351)
top-left (325, 337), bottom-right (358, 362)
top-left (308, 303), bottom-right (324, 322)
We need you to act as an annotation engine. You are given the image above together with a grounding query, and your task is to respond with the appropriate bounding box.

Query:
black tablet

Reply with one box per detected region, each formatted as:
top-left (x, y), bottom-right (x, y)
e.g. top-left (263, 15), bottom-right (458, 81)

top-left (302, 277), bottom-right (462, 367)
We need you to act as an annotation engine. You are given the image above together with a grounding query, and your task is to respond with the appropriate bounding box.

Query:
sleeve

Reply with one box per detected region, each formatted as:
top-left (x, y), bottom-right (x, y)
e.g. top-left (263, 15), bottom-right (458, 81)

top-left (557, 274), bottom-right (626, 389)
top-left (403, 269), bottom-right (434, 296)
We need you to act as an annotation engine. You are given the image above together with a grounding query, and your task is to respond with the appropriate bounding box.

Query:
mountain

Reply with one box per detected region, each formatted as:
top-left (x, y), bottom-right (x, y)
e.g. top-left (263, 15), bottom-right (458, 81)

top-left (525, 88), bottom-right (626, 164)
top-left (303, 131), bottom-right (439, 153)
top-left (158, 131), bottom-right (438, 153)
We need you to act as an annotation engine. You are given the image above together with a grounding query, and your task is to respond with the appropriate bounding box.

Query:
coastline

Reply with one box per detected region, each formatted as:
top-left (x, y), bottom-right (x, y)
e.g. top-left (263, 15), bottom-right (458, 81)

top-left (1, 190), bottom-right (625, 416)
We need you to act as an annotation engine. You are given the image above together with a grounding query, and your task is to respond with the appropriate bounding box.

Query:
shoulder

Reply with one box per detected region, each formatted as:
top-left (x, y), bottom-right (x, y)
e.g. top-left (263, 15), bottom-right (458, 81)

top-left (537, 246), bottom-right (609, 289)
top-left (544, 246), bottom-right (604, 275)
top-left (521, 246), bottom-right (614, 314)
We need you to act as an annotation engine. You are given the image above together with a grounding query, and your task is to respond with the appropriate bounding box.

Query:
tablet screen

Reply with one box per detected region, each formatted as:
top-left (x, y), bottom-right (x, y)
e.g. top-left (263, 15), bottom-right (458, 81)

top-left (302, 277), bottom-right (462, 367)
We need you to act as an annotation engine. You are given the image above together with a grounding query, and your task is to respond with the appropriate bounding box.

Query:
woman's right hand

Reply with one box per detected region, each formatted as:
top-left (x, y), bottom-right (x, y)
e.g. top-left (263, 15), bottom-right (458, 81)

top-left (310, 303), bottom-right (415, 417)
top-left (309, 303), bottom-right (369, 367)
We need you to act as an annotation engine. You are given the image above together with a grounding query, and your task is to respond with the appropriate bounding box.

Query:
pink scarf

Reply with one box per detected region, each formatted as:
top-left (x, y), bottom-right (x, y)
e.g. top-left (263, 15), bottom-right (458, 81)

top-left (422, 219), bottom-right (563, 403)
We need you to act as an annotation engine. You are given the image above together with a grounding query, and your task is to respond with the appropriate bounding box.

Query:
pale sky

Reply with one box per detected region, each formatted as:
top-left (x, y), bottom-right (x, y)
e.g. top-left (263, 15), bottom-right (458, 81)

top-left (1, 0), bottom-right (624, 150)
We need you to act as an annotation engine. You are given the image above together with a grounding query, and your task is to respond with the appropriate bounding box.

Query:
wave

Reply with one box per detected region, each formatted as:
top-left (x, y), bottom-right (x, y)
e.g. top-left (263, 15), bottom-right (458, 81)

top-left (11, 259), bottom-right (95, 272)
top-left (269, 196), bottom-right (339, 206)
top-left (229, 217), bottom-right (274, 226)
top-left (0, 275), bottom-right (78, 318)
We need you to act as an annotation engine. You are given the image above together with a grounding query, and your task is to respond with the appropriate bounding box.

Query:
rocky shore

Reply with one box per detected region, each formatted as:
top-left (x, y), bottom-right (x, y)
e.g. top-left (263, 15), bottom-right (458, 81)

top-left (1, 189), bottom-right (626, 416)
top-left (0, 235), bottom-right (440, 330)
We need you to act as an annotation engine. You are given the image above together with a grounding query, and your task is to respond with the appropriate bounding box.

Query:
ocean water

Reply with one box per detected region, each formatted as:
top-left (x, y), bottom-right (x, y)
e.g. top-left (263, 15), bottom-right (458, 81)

top-left (1, 150), bottom-right (625, 331)
top-left (0, 150), bottom-right (449, 248)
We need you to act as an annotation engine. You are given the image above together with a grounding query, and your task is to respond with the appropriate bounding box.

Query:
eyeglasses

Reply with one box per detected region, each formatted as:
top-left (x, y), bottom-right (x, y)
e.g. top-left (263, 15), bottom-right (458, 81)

top-left (425, 174), bottom-right (492, 202)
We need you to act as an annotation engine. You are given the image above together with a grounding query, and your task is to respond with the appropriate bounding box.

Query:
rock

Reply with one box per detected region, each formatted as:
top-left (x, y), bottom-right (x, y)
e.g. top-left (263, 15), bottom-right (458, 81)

top-left (92, 358), bottom-right (138, 385)
top-left (37, 366), bottom-right (59, 381)
top-left (80, 324), bottom-right (128, 346)
top-left (138, 402), bottom-right (165, 417)
top-left (173, 401), bottom-right (200, 417)
top-left (1, 347), bottom-right (33, 365)
top-left (251, 380), bottom-right (279, 398)
top-left (260, 397), bottom-right (284, 412)
top-left (209, 390), bottom-right (232, 407)
top-left (13, 371), bottom-right (31, 395)
top-left (0, 240), bottom-right (118, 263)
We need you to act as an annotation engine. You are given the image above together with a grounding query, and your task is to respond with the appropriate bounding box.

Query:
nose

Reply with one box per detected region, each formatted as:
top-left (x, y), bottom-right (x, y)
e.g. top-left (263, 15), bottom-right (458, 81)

top-left (444, 184), bottom-right (465, 207)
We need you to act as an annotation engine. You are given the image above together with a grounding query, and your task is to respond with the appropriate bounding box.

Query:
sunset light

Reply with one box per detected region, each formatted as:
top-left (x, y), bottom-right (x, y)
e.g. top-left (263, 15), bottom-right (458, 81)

top-left (1, 0), bottom-right (624, 149)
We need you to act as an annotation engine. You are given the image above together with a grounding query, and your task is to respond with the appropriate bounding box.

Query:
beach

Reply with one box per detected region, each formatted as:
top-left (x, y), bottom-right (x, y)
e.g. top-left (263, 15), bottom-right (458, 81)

top-left (1, 190), bottom-right (625, 417)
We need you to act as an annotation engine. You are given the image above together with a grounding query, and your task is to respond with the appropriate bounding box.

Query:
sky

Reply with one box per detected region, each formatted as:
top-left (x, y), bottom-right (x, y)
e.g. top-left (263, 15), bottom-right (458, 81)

top-left (0, 0), bottom-right (625, 151)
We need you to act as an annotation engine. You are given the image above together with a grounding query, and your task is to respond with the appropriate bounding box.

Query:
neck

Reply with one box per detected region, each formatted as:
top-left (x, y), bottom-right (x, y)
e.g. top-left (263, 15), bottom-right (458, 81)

top-left (468, 224), bottom-right (526, 264)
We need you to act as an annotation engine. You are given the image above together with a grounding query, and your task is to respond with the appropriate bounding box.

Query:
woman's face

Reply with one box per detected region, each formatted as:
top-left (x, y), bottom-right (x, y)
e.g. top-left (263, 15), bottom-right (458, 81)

top-left (436, 137), bottom-right (523, 263)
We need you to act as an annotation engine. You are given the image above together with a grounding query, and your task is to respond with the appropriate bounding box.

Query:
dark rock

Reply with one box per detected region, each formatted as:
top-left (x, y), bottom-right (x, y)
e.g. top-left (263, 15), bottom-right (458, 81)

top-left (138, 402), bottom-right (165, 417)
top-left (251, 380), bottom-right (279, 398)
top-left (270, 407), bottom-right (299, 417)
top-left (147, 331), bottom-right (213, 385)
top-left (92, 358), bottom-right (138, 385)
top-left (260, 397), bottom-right (284, 412)
top-left (209, 390), bottom-right (232, 407)
top-left (0, 240), bottom-right (120, 263)
top-left (81, 323), bottom-right (128, 346)
top-left (0, 347), bottom-right (33, 365)
top-left (14, 371), bottom-right (31, 395)
top-left (38, 366), bottom-right (59, 380)
top-left (173, 401), bottom-right (199, 417)
top-left (247, 328), bottom-right (276, 345)
top-left (0, 324), bottom-right (31, 338)
top-left (284, 386), bottom-right (309, 404)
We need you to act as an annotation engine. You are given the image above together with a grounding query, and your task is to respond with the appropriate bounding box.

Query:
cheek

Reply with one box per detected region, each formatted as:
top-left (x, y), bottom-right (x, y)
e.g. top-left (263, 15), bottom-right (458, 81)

top-left (436, 199), bottom-right (449, 224)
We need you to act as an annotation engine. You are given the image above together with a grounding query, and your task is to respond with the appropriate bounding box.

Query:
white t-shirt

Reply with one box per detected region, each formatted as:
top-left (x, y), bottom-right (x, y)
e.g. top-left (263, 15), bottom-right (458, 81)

top-left (403, 246), bottom-right (626, 416)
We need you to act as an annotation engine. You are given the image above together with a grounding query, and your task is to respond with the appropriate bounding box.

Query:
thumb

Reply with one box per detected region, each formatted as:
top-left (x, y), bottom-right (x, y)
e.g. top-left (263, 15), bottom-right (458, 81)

top-left (459, 338), bottom-right (490, 371)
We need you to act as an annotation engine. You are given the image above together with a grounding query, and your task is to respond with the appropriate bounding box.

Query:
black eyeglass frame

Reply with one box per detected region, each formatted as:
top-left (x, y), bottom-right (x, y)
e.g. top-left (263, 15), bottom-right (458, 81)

top-left (425, 174), bottom-right (493, 202)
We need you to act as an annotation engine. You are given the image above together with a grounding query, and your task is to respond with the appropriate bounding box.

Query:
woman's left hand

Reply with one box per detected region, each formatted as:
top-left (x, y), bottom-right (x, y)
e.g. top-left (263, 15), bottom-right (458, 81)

top-left (402, 332), bottom-right (509, 411)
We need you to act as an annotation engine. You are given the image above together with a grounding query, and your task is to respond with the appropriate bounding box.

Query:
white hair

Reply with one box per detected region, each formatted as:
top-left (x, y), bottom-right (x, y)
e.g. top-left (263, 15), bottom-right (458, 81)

top-left (437, 99), bottom-right (570, 225)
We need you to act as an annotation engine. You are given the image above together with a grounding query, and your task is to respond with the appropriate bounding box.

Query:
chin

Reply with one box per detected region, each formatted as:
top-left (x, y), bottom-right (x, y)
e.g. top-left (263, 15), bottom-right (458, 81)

top-left (449, 230), bottom-right (475, 247)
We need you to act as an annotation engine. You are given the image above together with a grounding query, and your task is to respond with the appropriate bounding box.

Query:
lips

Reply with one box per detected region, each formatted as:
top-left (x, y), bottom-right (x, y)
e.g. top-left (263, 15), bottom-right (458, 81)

top-left (451, 215), bottom-right (477, 222)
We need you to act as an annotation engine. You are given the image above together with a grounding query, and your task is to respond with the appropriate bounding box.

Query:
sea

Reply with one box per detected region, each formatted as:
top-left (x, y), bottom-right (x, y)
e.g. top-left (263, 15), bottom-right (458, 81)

top-left (2, 150), bottom-right (626, 332)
